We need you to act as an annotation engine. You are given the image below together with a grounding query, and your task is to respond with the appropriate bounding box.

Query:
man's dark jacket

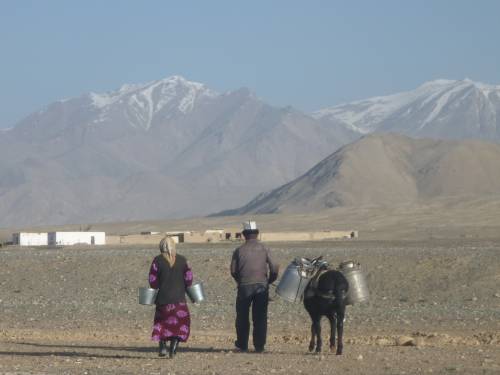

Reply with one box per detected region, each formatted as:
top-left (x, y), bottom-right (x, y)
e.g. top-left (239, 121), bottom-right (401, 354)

top-left (230, 238), bottom-right (279, 285)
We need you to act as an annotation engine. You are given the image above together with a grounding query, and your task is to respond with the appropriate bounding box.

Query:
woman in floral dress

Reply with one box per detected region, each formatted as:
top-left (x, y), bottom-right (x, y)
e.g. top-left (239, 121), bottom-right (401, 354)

top-left (149, 236), bottom-right (193, 358)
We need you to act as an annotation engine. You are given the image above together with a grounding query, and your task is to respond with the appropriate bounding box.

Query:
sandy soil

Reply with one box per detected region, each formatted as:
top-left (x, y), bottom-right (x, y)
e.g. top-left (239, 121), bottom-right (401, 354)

top-left (0, 239), bottom-right (499, 374)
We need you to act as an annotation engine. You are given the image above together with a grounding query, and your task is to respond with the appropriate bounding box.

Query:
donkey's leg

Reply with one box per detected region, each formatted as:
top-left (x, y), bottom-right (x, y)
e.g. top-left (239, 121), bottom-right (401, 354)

top-left (336, 306), bottom-right (346, 355)
top-left (313, 316), bottom-right (322, 353)
top-left (305, 302), bottom-right (317, 352)
top-left (308, 321), bottom-right (316, 352)
top-left (327, 313), bottom-right (337, 352)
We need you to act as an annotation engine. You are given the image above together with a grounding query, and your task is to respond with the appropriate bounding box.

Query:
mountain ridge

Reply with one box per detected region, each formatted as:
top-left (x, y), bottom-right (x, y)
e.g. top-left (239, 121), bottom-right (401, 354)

top-left (2, 75), bottom-right (500, 227)
top-left (0, 75), bottom-right (356, 227)
top-left (216, 133), bottom-right (500, 216)
top-left (314, 79), bottom-right (500, 140)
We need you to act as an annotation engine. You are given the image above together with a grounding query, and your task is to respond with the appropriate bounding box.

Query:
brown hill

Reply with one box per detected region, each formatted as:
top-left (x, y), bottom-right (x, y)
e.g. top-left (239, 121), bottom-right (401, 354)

top-left (220, 133), bottom-right (500, 215)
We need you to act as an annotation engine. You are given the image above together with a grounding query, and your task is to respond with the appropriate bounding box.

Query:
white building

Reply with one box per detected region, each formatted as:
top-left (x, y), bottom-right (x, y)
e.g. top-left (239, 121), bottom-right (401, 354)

top-left (12, 232), bottom-right (48, 246)
top-left (48, 232), bottom-right (106, 246)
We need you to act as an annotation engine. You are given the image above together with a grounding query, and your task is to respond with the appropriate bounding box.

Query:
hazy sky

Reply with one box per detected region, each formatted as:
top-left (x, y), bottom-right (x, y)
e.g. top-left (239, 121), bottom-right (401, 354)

top-left (1, 0), bottom-right (499, 127)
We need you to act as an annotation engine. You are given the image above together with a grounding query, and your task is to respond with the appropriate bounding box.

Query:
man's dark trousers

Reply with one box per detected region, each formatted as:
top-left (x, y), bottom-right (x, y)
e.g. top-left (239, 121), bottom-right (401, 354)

top-left (235, 283), bottom-right (269, 351)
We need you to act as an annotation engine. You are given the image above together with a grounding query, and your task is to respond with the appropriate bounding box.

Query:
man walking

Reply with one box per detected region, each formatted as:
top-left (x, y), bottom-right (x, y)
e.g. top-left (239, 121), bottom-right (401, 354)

top-left (230, 221), bottom-right (279, 353)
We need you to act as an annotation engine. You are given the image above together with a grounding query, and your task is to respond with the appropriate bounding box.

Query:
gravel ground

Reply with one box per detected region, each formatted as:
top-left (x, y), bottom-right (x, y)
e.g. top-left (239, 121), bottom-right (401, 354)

top-left (0, 239), bottom-right (499, 374)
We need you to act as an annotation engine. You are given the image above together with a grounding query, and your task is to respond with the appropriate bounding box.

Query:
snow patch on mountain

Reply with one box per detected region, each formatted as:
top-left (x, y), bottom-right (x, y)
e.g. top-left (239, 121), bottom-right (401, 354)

top-left (314, 79), bottom-right (500, 139)
top-left (419, 82), bottom-right (472, 129)
top-left (88, 75), bottom-right (218, 129)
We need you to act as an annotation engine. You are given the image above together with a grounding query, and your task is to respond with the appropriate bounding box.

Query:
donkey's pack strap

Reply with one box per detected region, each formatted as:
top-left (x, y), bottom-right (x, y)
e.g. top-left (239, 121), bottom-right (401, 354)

top-left (315, 290), bottom-right (338, 301)
top-left (308, 269), bottom-right (328, 291)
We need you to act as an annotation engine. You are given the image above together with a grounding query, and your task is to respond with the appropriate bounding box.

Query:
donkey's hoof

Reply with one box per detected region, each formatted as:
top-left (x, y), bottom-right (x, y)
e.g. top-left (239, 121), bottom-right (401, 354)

top-left (329, 345), bottom-right (336, 353)
top-left (308, 344), bottom-right (315, 352)
top-left (336, 349), bottom-right (343, 355)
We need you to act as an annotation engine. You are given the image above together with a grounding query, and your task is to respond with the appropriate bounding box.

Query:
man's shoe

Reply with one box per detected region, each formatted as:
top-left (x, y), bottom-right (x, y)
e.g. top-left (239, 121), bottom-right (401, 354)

top-left (254, 347), bottom-right (265, 353)
top-left (234, 340), bottom-right (248, 353)
top-left (158, 340), bottom-right (167, 357)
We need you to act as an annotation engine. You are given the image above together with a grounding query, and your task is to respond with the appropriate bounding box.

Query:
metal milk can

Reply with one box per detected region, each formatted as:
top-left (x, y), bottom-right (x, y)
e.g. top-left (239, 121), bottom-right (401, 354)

top-left (276, 258), bottom-right (316, 303)
top-left (138, 287), bottom-right (158, 305)
top-left (186, 282), bottom-right (206, 303)
top-left (338, 260), bottom-right (369, 305)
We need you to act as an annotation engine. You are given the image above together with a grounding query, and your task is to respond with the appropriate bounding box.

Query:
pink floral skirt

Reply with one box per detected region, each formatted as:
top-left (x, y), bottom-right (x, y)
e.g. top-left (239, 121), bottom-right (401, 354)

top-left (152, 302), bottom-right (191, 342)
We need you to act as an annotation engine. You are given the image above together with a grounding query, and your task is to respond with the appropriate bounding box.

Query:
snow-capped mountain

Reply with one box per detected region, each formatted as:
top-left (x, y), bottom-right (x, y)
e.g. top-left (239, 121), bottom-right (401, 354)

top-left (0, 75), bottom-right (357, 227)
top-left (314, 79), bottom-right (500, 141)
top-left (12, 75), bottom-right (219, 140)
top-left (3, 76), bottom-right (500, 227)
top-left (88, 75), bottom-right (218, 130)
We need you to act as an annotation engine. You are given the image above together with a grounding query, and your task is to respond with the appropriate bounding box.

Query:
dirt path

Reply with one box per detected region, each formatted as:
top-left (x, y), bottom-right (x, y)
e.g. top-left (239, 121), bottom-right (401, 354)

top-left (1, 240), bottom-right (499, 374)
top-left (1, 328), bottom-right (499, 374)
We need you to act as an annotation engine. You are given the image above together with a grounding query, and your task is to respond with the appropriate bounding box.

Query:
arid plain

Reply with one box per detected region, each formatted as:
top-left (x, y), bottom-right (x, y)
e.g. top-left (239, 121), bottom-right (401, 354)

top-left (1, 204), bottom-right (500, 374)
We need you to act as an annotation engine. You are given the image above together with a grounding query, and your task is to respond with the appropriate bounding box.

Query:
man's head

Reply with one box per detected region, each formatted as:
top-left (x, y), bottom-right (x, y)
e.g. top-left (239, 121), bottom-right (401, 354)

top-left (242, 220), bottom-right (259, 239)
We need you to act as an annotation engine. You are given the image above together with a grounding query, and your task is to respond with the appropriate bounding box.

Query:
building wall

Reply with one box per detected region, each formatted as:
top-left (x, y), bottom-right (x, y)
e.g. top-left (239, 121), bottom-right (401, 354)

top-left (13, 232), bottom-right (49, 246)
top-left (260, 230), bottom-right (358, 242)
top-left (260, 232), bottom-right (313, 242)
top-left (48, 232), bottom-right (106, 246)
top-left (311, 230), bottom-right (358, 240)
top-left (105, 230), bottom-right (358, 246)
top-left (107, 234), bottom-right (165, 245)
top-left (183, 231), bottom-right (225, 243)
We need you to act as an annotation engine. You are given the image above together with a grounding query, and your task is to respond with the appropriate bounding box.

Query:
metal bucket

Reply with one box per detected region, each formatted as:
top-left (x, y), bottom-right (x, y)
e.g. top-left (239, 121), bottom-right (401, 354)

top-left (276, 258), bottom-right (315, 303)
top-left (138, 287), bottom-right (158, 305)
top-left (338, 260), bottom-right (369, 305)
top-left (186, 283), bottom-right (205, 303)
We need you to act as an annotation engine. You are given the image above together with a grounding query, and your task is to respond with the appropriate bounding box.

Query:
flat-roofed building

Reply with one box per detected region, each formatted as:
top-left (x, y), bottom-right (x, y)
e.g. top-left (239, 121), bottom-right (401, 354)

top-left (12, 232), bottom-right (48, 246)
top-left (48, 231), bottom-right (105, 246)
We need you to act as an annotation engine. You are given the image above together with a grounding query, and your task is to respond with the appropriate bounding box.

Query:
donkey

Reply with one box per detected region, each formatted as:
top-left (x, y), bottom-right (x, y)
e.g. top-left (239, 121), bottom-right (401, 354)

top-left (303, 258), bottom-right (349, 355)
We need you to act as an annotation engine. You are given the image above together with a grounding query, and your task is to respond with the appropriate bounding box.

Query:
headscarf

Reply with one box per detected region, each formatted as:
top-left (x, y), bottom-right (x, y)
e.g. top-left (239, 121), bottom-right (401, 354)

top-left (159, 236), bottom-right (176, 267)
